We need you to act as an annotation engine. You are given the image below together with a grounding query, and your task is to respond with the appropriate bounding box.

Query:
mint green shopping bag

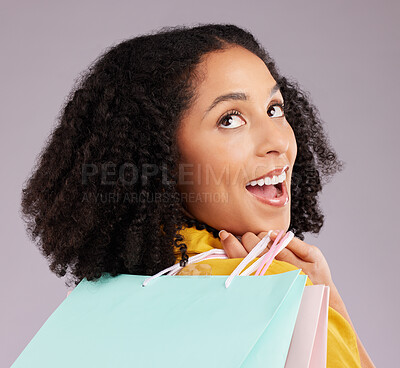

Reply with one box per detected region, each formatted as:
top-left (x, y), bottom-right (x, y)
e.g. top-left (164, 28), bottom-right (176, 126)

top-left (11, 270), bottom-right (306, 368)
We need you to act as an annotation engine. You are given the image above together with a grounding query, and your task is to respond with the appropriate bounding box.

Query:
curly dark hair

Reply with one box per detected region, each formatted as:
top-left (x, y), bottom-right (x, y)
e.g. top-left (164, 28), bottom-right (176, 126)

top-left (20, 23), bottom-right (344, 287)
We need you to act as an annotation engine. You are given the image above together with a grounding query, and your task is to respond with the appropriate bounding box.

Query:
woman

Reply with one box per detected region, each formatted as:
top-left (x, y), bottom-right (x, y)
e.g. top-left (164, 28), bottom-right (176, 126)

top-left (21, 23), bottom-right (374, 367)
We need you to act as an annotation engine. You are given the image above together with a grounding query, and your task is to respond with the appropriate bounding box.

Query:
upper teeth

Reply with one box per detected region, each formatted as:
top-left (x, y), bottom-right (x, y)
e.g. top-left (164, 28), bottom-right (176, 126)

top-left (247, 171), bottom-right (286, 187)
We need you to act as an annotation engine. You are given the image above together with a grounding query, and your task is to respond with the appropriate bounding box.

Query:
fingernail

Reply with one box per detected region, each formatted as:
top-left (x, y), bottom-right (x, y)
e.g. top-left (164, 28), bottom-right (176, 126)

top-left (218, 230), bottom-right (229, 241)
top-left (271, 230), bottom-right (280, 236)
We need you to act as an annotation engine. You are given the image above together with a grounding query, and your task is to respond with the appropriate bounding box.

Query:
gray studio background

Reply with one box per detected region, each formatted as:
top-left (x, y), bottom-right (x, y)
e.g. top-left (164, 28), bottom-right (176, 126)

top-left (1, 1), bottom-right (398, 367)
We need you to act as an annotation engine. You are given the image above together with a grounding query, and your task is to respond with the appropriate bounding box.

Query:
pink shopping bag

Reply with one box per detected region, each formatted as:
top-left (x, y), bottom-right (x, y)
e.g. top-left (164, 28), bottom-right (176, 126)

top-left (285, 285), bottom-right (330, 368)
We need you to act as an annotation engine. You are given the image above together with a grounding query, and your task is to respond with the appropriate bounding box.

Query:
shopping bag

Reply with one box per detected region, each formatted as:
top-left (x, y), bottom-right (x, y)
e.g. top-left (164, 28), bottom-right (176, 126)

top-left (10, 230), bottom-right (316, 368)
top-left (11, 270), bottom-right (306, 368)
top-left (285, 285), bottom-right (330, 368)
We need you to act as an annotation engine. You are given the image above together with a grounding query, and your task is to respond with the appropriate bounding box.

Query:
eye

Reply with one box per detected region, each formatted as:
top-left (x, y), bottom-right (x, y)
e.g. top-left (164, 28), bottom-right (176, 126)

top-left (217, 102), bottom-right (286, 129)
top-left (267, 103), bottom-right (285, 118)
top-left (217, 110), bottom-right (246, 129)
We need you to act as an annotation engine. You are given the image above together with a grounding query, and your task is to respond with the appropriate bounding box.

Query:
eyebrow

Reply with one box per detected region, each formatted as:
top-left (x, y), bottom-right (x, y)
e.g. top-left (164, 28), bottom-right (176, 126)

top-left (202, 83), bottom-right (281, 120)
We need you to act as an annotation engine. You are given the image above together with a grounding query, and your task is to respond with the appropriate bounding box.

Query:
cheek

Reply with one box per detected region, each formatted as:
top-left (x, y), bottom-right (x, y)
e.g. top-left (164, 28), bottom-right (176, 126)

top-left (176, 131), bottom-right (215, 189)
top-left (188, 149), bottom-right (231, 190)
top-left (178, 132), bottom-right (247, 190)
top-left (203, 136), bottom-right (250, 188)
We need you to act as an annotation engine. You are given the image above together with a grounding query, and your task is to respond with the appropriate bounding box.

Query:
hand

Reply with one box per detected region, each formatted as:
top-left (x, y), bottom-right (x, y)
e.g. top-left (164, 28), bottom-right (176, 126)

top-left (219, 229), bottom-right (333, 288)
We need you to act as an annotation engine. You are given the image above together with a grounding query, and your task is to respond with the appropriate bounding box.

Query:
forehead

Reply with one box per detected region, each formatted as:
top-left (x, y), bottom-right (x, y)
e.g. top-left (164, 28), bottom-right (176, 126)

top-left (194, 46), bottom-right (277, 98)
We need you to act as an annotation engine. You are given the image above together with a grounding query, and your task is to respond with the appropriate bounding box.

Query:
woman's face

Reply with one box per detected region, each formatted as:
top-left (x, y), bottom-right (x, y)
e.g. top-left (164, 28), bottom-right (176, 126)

top-left (176, 46), bottom-right (297, 236)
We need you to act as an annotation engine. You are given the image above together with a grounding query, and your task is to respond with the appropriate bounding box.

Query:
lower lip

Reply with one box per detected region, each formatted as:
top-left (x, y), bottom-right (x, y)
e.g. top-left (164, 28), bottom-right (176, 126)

top-left (245, 180), bottom-right (289, 207)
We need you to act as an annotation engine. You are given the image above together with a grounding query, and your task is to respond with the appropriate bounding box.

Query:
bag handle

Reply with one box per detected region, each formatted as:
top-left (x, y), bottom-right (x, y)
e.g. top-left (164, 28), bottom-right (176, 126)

top-left (241, 231), bottom-right (294, 277)
top-left (224, 230), bottom-right (294, 287)
top-left (255, 231), bottom-right (292, 276)
top-left (223, 230), bottom-right (273, 288)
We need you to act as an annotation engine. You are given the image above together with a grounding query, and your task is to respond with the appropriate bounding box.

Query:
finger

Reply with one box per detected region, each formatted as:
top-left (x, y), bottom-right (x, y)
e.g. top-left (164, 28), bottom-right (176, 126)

top-left (255, 231), bottom-right (276, 257)
top-left (257, 231), bottom-right (270, 239)
top-left (241, 232), bottom-right (267, 254)
top-left (240, 231), bottom-right (275, 257)
top-left (219, 230), bottom-right (248, 258)
top-left (270, 232), bottom-right (315, 262)
top-left (274, 247), bottom-right (307, 269)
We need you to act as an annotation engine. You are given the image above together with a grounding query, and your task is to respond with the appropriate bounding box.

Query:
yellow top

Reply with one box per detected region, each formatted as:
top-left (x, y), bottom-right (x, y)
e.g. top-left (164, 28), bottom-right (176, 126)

top-left (174, 226), bottom-right (361, 368)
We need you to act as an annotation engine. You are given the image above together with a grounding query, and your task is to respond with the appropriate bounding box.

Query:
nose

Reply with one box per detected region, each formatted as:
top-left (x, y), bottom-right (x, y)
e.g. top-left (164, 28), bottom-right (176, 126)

top-left (252, 114), bottom-right (290, 157)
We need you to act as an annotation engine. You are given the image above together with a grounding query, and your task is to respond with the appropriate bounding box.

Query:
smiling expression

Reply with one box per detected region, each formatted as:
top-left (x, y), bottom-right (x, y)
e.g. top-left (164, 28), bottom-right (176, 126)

top-left (176, 45), bottom-right (297, 236)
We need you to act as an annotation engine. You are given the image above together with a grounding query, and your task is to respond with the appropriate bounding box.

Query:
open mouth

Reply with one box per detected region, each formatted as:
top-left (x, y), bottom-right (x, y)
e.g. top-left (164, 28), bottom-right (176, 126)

top-left (245, 179), bottom-right (288, 207)
top-left (246, 181), bottom-right (284, 199)
top-left (274, 182), bottom-right (283, 197)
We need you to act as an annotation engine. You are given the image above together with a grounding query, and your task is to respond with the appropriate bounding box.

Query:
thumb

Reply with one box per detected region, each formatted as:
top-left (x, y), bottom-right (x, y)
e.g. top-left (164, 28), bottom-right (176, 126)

top-left (219, 230), bottom-right (248, 258)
